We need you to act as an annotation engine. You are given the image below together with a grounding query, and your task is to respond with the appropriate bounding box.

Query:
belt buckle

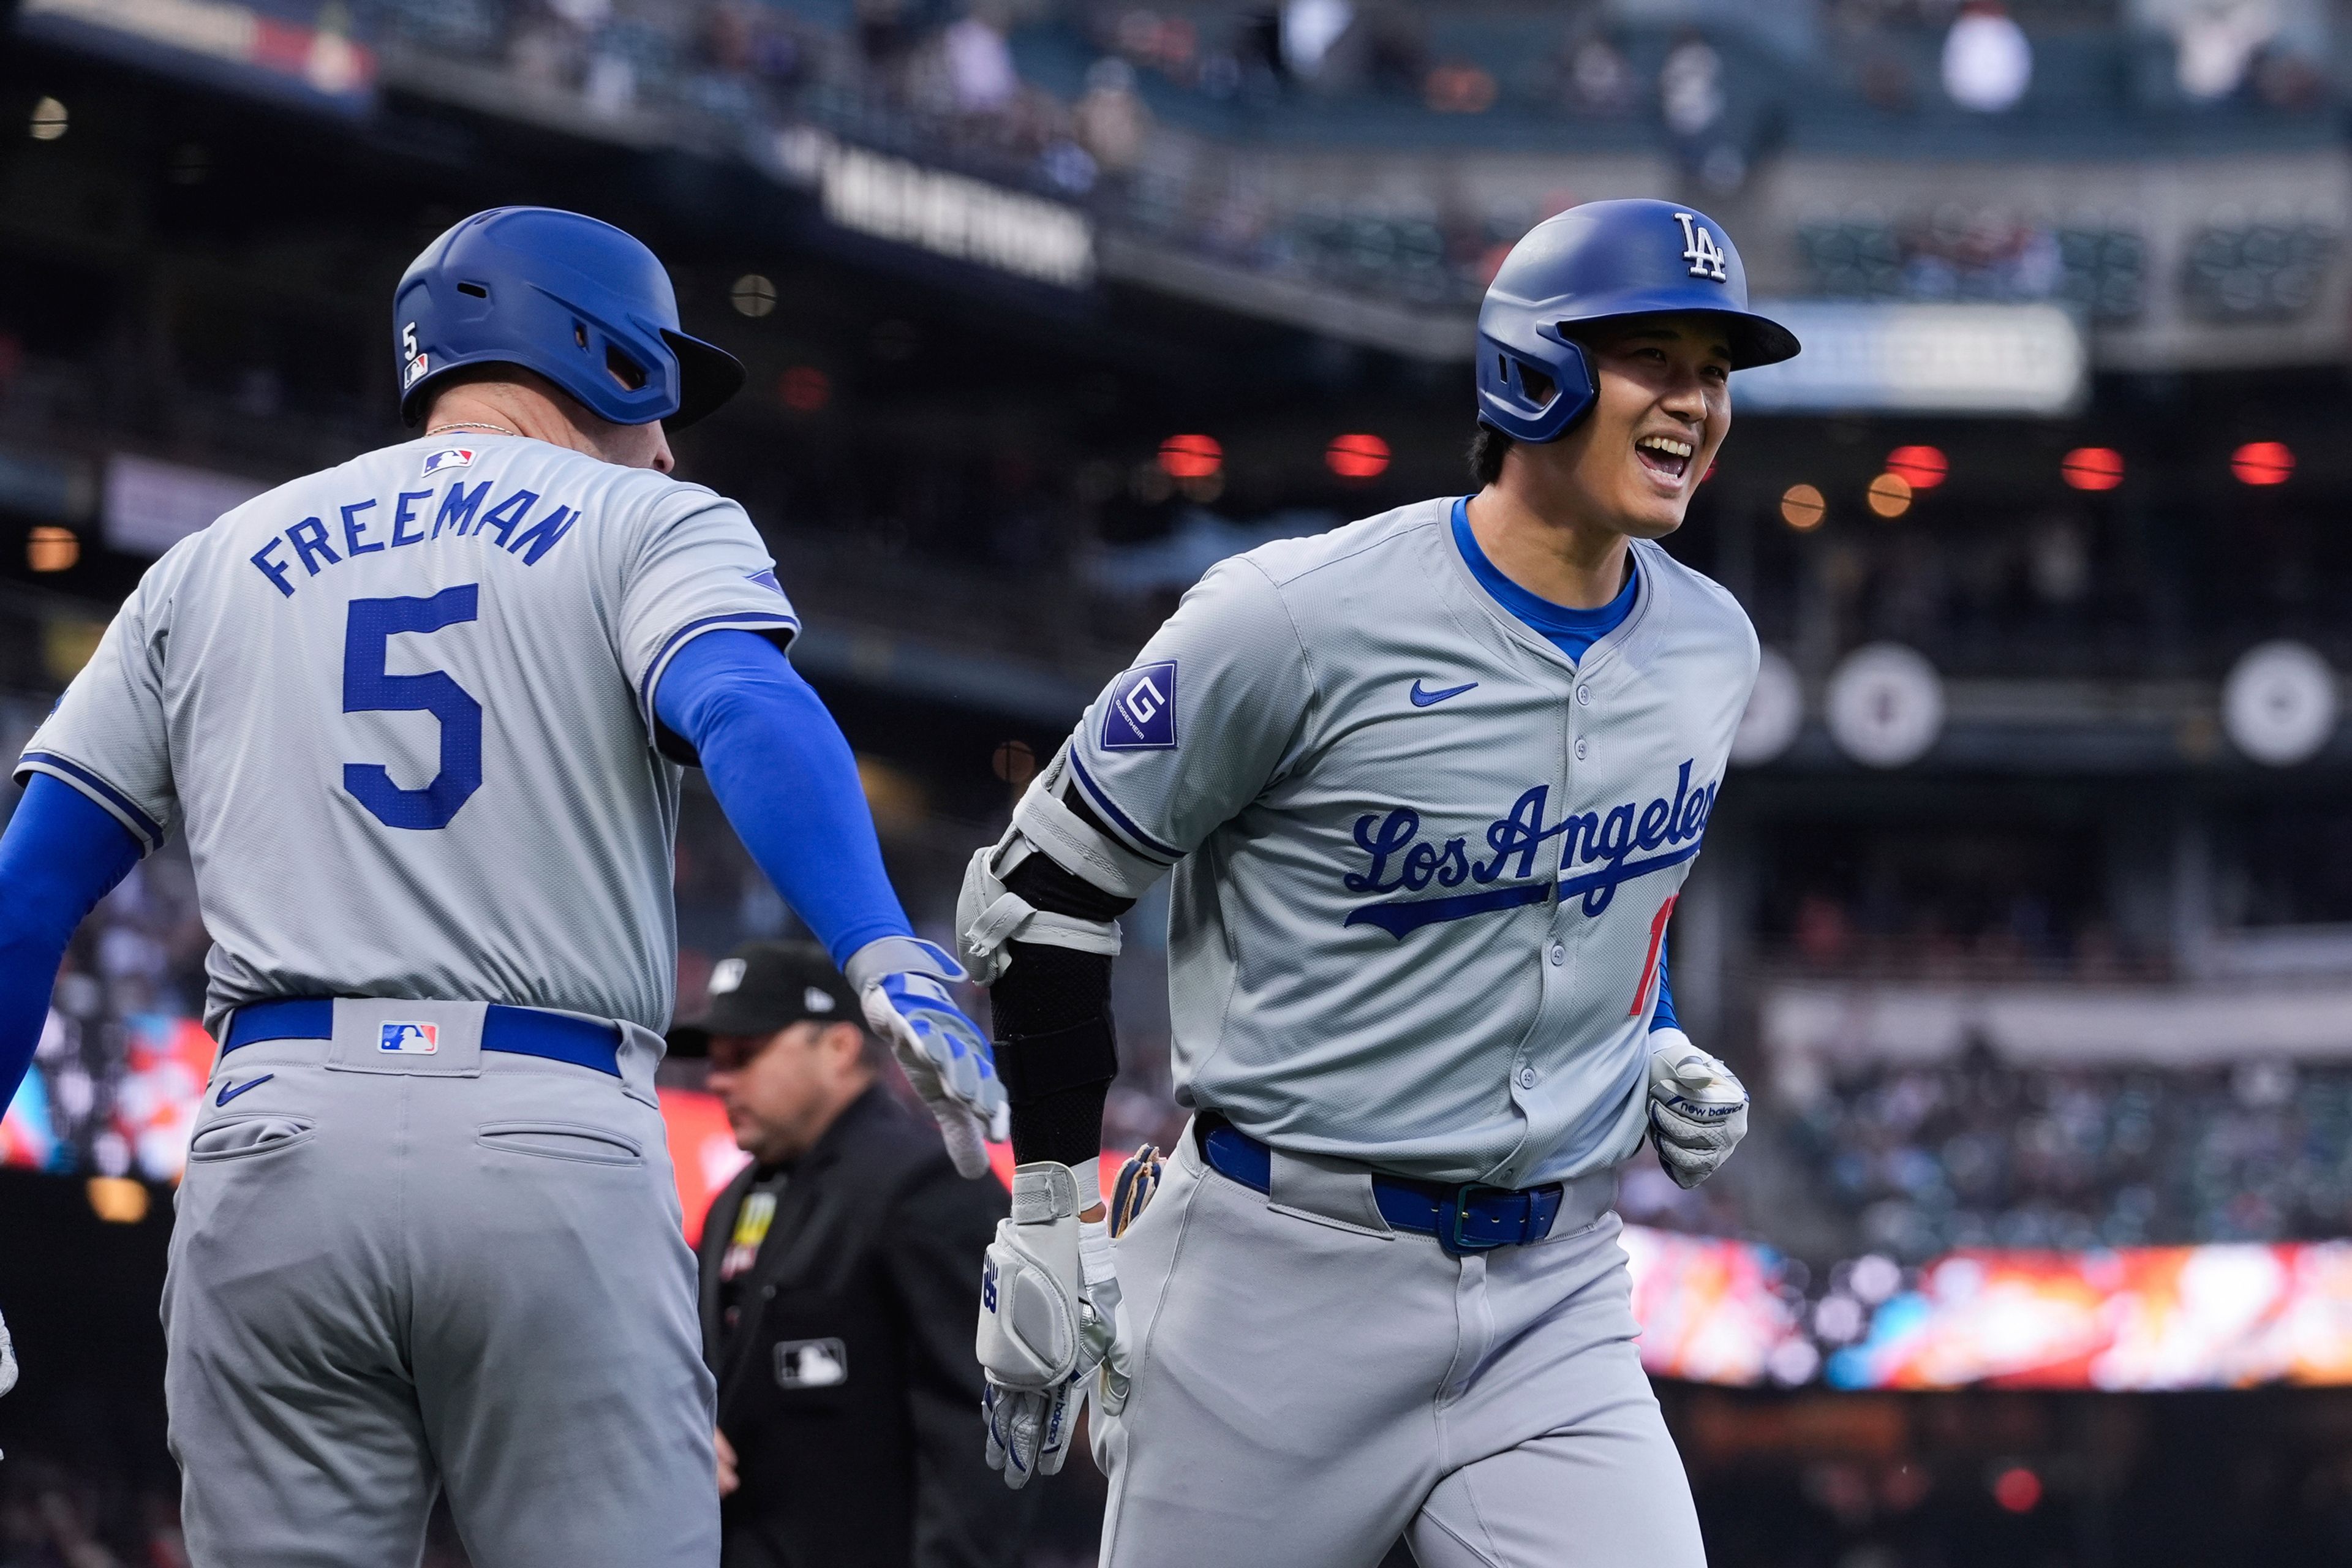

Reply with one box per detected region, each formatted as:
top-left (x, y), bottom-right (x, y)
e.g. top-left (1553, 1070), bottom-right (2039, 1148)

top-left (1439, 1182), bottom-right (1521, 1257)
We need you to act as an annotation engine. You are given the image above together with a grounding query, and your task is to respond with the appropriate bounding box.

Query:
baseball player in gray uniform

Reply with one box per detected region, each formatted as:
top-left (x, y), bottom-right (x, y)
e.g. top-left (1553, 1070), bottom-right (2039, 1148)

top-left (952, 200), bottom-right (1800, 1566)
top-left (0, 209), bottom-right (1002, 1567)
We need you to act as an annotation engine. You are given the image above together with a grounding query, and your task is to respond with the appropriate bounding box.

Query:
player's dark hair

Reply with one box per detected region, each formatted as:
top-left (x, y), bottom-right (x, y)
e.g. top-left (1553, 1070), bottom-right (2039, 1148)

top-left (1469, 423), bottom-right (1512, 488)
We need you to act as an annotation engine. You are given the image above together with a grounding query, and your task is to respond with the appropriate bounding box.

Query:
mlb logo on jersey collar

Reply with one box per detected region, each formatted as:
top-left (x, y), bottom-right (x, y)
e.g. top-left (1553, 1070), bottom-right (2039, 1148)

top-left (421, 447), bottom-right (477, 475)
top-left (1102, 660), bottom-right (1178, 750)
top-left (380, 1021), bottom-right (440, 1055)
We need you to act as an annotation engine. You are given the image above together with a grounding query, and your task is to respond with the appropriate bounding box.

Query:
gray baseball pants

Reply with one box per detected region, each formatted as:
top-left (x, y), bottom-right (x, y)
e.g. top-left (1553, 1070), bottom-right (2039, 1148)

top-left (1093, 1122), bottom-right (1706, 1568)
top-left (161, 1000), bottom-right (718, 1568)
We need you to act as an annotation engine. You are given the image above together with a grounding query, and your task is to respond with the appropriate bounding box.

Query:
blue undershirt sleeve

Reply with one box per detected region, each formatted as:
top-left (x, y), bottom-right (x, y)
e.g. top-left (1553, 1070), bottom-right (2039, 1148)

top-left (653, 629), bottom-right (914, 967)
top-left (0, 775), bottom-right (145, 1106)
top-left (1650, 938), bottom-right (1679, 1033)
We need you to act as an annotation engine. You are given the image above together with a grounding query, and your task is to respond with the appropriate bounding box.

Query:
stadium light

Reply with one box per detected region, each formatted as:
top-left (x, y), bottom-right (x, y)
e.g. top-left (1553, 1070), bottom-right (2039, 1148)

top-left (26, 526), bottom-right (77, 572)
top-left (2232, 441), bottom-right (2293, 486)
top-left (1779, 483), bottom-right (1825, 530)
top-left (730, 274), bottom-right (777, 317)
top-left (86, 1175), bottom-right (148, 1224)
top-left (1885, 445), bottom-right (1947, 488)
top-left (1992, 1466), bottom-right (2043, 1513)
top-left (1325, 433), bottom-right (1390, 480)
top-left (2061, 447), bottom-right (2124, 491)
top-left (1866, 473), bottom-right (1913, 518)
top-left (778, 366), bottom-right (830, 413)
top-left (1159, 434), bottom-right (1222, 480)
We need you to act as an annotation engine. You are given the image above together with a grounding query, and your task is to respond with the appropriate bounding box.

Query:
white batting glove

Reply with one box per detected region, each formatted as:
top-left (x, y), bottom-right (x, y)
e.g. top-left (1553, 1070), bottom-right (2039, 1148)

top-left (977, 1159), bottom-right (1123, 1488)
top-left (1646, 1027), bottom-right (1749, 1189)
top-left (846, 937), bottom-right (1006, 1179)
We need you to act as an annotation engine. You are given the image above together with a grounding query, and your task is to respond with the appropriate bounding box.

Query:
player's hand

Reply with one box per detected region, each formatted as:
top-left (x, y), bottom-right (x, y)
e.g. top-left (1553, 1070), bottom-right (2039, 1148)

top-left (846, 937), bottom-right (1006, 1179)
top-left (1646, 1028), bottom-right (1749, 1189)
top-left (714, 1428), bottom-right (738, 1498)
top-left (977, 1160), bottom-right (1125, 1489)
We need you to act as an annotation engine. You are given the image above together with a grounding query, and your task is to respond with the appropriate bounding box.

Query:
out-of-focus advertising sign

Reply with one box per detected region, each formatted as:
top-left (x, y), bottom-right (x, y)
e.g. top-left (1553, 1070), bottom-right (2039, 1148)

top-left (1738, 303), bottom-right (2087, 415)
top-left (103, 453), bottom-right (270, 556)
top-left (771, 128), bottom-right (1096, 290)
top-left (17, 0), bottom-right (375, 115)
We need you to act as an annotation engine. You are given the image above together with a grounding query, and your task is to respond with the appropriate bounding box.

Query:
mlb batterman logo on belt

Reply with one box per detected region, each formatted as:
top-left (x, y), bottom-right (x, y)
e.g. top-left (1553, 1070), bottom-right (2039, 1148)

top-left (380, 1022), bottom-right (439, 1055)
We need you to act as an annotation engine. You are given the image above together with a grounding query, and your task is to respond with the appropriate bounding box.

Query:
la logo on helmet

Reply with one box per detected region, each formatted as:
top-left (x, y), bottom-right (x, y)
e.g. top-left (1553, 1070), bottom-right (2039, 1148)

top-left (1673, 213), bottom-right (1728, 282)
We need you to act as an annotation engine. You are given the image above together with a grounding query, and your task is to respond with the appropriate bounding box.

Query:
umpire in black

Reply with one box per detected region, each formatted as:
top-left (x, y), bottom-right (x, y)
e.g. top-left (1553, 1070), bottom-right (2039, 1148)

top-left (671, 941), bottom-right (1033, 1568)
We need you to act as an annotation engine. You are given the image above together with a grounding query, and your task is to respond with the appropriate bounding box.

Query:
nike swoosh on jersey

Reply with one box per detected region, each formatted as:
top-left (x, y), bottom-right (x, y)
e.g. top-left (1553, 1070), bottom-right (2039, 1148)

top-left (216, 1073), bottom-right (273, 1106)
top-left (1409, 679), bottom-right (1479, 707)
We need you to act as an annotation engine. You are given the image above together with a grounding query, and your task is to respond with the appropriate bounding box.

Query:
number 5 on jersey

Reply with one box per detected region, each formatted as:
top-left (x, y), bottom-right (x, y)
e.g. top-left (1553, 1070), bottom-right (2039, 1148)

top-left (343, 584), bottom-right (483, 831)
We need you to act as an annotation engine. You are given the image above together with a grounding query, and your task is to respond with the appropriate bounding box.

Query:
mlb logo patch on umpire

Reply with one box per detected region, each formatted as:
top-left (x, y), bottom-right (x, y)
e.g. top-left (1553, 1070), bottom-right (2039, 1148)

top-left (1102, 660), bottom-right (1178, 750)
top-left (775, 1338), bottom-right (848, 1390)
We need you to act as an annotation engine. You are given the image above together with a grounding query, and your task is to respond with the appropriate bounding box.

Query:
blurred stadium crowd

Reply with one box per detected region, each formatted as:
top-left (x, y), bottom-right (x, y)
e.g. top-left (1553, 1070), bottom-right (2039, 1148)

top-left (364, 0), bottom-right (2342, 317)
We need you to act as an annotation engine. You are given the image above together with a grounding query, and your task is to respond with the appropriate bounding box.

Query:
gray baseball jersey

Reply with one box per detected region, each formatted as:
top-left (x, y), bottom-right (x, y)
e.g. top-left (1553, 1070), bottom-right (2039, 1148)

top-left (1062, 495), bottom-right (1757, 1187)
top-left (17, 432), bottom-right (796, 1039)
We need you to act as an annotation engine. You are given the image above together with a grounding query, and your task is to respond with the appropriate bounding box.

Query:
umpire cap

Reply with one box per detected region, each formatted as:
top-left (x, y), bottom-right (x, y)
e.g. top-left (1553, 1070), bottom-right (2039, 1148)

top-left (394, 206), bottom-right (745, 430)
top-left (666, 941), bottom-right (862, 1060)
top-left (1476, 199), bottom-right (1800, 445)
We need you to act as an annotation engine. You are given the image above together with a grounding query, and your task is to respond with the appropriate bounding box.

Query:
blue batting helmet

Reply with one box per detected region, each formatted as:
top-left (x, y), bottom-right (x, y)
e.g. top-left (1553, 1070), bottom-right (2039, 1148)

top-left (1476, 199), bottom-right (1799, 444)
top-left (394, 207), bottom-right (745, 429)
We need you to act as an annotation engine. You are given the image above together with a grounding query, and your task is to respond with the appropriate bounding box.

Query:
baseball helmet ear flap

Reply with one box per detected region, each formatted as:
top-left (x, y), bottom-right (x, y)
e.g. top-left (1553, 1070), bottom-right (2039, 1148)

top-left (1476, 328), bottom-right (1597, 444)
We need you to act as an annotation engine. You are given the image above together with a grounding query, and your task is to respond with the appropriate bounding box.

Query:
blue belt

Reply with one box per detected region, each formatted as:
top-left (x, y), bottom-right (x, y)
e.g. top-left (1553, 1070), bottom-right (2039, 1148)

top-left (224, 997), bottom-right (622, 1078)
top-left (1196, 1117), bottom-right (1565, 1256)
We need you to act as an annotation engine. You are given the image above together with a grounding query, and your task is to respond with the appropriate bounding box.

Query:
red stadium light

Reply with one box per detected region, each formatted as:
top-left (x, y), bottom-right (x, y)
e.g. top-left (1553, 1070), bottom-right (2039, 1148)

top-left (1325, 433), bottom-right (1390, 480)
top-left (778, 366), bottom-right (830, 413)
top-left (1158, 434), bottom-right (1222, 480)
top-left (1885, 445), bottom-right (1947, 489)
top-left (2233, 441), bottom-right (2293, 486)
top-left (1992, 1466), bottom-right (2043, 1513)
top-left (2060, 447), bottom-right (2124, 492)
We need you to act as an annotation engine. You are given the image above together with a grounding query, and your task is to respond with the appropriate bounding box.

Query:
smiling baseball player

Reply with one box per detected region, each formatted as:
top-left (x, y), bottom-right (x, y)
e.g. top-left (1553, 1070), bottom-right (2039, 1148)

top-left (954, 200), bottom-right (1798, 1566)
top-left (0, 208), bottom-right (1000, 1566)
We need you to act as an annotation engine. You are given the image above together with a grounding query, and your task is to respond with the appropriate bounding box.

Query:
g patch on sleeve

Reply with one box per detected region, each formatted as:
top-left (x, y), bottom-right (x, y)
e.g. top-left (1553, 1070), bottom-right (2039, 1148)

top-left (1101, 660), bottom-right (1178, 750)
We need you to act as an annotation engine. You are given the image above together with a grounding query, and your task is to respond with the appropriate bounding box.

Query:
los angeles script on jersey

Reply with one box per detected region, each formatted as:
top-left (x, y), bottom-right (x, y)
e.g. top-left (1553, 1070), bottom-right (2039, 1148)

top-left (1342, 760), bottom-right (1719, 938)
top-left (247, 479), bottom-right (581, 598)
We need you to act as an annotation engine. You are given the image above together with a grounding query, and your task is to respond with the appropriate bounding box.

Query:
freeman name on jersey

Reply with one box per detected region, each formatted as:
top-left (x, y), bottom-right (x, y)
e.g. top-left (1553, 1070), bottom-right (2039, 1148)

top-left (247, 478), bottom-right (582, 598)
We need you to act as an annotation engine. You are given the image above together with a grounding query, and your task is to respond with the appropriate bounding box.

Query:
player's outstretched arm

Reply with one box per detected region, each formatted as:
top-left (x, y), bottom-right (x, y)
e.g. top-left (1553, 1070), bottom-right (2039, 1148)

top-left (0, 775), bottom-right (143, 1107)
top-left (0, 774), bottom-right (143, 1423)
top-left (653, 630), bottom-right (1003, 1174)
